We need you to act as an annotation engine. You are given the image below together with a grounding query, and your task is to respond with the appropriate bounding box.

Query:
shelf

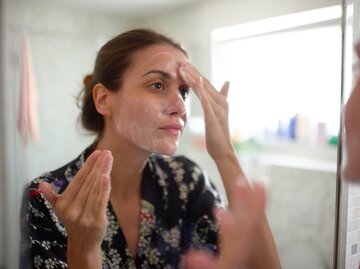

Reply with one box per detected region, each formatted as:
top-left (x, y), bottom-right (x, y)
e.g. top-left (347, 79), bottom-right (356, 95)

top-left (236, 140), bottom-right (338, 173)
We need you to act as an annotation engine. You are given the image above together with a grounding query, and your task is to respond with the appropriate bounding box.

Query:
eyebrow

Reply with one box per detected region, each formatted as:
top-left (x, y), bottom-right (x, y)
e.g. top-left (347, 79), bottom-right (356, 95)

top-left (142, 69), bottom-right (173, 79)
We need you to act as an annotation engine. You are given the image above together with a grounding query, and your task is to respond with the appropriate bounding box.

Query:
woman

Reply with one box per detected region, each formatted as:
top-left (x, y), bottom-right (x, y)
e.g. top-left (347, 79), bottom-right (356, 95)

top-left (21, 29), bottom-right (280, 269)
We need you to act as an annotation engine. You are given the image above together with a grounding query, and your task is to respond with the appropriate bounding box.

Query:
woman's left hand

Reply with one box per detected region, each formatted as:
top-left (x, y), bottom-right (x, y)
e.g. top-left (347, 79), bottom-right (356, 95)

top-left (178, 62), bottom-right (233, 160)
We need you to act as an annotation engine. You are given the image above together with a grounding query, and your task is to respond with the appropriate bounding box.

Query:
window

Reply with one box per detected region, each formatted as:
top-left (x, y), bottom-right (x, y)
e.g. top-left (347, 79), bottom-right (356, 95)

top-left (211, 6), bottom-right (342, 150)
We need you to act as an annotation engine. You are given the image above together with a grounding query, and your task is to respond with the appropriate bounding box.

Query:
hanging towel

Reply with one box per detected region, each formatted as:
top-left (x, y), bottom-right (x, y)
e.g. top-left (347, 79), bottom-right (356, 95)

top-left (17, 35), bottom-right (40, 148)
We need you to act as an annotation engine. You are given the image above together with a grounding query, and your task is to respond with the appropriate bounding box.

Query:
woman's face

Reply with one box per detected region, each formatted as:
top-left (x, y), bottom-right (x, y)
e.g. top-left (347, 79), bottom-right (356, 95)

top-left (107, 44), bottom-right (189, 155)
top-left (343, 43), bottom-right (360, 181)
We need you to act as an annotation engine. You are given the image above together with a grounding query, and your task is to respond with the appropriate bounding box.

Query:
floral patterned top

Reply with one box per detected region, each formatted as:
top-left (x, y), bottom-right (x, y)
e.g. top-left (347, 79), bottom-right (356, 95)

top-left (20, 146), bottom-right (222, 269)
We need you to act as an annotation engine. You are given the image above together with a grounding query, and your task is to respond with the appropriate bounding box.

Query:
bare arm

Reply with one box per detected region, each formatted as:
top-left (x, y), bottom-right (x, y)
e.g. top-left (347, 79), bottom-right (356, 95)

top-left (179, 62), bottom-right (281, 269)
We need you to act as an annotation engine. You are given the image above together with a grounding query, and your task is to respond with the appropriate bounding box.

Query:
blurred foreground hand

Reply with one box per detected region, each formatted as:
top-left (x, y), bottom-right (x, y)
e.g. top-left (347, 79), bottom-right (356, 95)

top-left (183, 182), bottom-right (266, 269)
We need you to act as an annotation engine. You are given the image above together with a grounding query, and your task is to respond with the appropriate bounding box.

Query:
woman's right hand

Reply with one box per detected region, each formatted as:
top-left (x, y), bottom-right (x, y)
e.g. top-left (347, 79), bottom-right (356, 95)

top-left (183, 182), bottom-right (267, 269)
top-left (39, 150), bottom-right (113, 251)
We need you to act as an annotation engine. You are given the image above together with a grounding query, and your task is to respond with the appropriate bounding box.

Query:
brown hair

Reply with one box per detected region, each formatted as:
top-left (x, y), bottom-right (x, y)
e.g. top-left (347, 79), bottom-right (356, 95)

top-left (78, 28), bottom-right (187, 136)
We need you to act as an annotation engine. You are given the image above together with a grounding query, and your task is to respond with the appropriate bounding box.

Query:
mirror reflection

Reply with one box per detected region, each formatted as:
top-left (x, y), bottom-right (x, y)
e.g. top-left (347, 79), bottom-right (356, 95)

top-left (0, 0), bottom-right (344, 268)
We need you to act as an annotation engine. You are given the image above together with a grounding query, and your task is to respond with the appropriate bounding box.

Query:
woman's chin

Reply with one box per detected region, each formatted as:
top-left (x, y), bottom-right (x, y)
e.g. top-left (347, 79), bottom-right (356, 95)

top-left (153, 144), bottom-right (178, 156)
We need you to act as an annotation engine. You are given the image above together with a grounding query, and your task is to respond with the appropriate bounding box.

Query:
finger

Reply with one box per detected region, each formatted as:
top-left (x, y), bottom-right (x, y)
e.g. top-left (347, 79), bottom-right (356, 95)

top-left (214, 207), bottom-right (230, 233)
top-left (179, 63), bottom-right (228, 117)
top-left (214, 207), bottom-right (233, 251)
top-left (39, 182), bottom-right (58, 208)
top-left (250, 181), bottom-right (267, 216)
top-left (79, 174), bottom-right (111, 232)
top-left (83, 150), bottom-right (113, 191)
top-left (201, 78), bottom-right (229, 116)
top-left (179, 63), bottom-right (218, 102)
top-left (93, 174), bottom-right (111, 218)
top-left (183, 250), bottom-right (218, 269)
top-left (99, 150), bottom-right (113, 175)
top-left (190, 69), bottom-right (227, 105)
top-left (62, 150), bottom-right (102, 201)
top-left (201, 77), bottom-right (226, 98)
top-left (76, 150), bottom-right (102, 179)
top-left (178, 62), bottom-right (203, 97)
top-left (90, 150), bottom-right (113, 181)
top-left (229, 181), bottom-right (251, 216)
top-left (179, 64), bottom-right (217, 118)
top-left (220, 81), bottom-right (230, 98)
top-left (69, 151), bottom-right (112, 213)
top-left (235, 182), bottom-right (266, 243)
top-left (81, 151), bottom-right (113, 211)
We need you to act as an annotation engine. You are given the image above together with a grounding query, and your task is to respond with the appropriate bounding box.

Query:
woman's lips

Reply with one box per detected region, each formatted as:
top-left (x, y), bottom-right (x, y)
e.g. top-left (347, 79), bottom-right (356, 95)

top-left (159, 124), bottom-right (183, 136)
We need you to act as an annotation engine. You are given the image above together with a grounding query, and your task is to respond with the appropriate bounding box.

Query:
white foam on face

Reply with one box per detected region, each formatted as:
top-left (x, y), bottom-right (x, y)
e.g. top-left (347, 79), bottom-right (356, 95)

top-left (131, 51), bottom-right (182, 77)
top-left (111, 45), bottom-right (188, 155)
top-left (114, 98), bottom-right (180, 155)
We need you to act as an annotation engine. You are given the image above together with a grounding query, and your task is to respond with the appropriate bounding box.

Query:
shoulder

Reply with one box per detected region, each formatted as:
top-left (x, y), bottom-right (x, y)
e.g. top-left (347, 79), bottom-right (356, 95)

top-left (26, 147), bottom-right (89, 195)
top-left (22, 148), bottom-right (88, 219)
top-left (21, 148), bottom-right (89, 236)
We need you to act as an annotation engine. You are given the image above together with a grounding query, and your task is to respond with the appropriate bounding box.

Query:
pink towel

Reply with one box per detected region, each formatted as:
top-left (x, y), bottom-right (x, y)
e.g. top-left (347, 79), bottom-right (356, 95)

top-left (17, 36), bottom-right (40, 147)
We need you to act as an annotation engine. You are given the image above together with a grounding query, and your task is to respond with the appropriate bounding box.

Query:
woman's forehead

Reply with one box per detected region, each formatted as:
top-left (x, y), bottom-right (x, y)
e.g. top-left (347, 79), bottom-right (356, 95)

top-left (129, 44), bottom-right (189, 73)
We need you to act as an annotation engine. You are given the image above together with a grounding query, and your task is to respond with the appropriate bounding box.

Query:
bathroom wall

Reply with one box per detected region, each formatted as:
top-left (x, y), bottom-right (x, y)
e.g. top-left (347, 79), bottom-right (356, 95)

top-left (1, 0), bottom-right (25, 267)
top-left (1, 3), bottom-right (136, 268)
top-left (23, 2), bottom-right (135, 180)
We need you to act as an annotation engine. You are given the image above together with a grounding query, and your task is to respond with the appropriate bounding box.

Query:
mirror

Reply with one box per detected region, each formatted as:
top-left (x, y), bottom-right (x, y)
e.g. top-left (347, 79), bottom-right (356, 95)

top-left (0, 0), bottom-right (344, 268)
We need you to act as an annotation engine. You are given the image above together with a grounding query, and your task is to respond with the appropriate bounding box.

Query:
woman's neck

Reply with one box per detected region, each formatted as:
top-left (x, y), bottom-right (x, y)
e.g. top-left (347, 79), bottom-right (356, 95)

top-left (95, 136), bottom-right (150, 202)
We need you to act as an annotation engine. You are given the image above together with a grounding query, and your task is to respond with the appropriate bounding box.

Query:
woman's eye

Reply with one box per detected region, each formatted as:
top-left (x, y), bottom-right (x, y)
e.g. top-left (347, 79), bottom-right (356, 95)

top-left (150, 82), bottom-right (164, 91)
top-left (180, 87), bottom-right (190, 100)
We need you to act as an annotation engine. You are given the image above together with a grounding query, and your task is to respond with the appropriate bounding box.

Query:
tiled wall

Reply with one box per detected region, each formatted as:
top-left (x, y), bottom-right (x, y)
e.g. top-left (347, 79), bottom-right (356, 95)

top-left (266, 165), bottom-right (336, 269)
top-left (346, 184), bottom-right (360, 269)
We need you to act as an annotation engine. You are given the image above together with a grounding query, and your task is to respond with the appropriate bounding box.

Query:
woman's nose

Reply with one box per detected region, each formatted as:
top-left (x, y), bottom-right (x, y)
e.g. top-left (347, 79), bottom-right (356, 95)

top-left (166, 91), bottom-right (186, 116)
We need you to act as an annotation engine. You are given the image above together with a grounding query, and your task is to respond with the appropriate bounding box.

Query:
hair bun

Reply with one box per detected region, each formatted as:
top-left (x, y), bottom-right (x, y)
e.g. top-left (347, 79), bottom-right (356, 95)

top-left (83, 74), bottom-right (93, 87)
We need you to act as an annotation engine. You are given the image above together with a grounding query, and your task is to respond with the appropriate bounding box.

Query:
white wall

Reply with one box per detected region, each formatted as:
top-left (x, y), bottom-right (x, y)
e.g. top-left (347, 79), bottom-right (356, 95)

top-left (23, 3), bottom-right (135, 179)
top-left (1, 0), bottom-right (26, 268)
top-left (0, 3), bottom-right (136, 268)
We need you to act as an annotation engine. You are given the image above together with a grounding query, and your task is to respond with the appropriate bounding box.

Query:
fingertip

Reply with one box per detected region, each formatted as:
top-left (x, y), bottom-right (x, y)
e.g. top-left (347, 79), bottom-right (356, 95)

top-left (39, 182), bottom-right (57, 206)
top-left (252, 181), bottom-right (266, 198)
top-left (232, 179), bottom-right (250, 196)
top-left (39, 181), bottom-right (52, 193)
top-left (183, 251), bottom-right (216, 269)
top-left (220, 81), bottom-right (230, 97)
top-left (254, 181), bottom-right (267, 207)
top-left (102, 149), bottom-right (112, 157)
top-left (89, 149), bottom-right (101, 159)
top-left (214, 206), bottom-right (226, 220)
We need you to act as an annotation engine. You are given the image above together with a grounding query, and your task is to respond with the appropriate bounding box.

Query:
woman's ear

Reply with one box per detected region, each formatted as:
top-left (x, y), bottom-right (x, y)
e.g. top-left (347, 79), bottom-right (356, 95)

top-left (93, 83), bottom-right (111, 116)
